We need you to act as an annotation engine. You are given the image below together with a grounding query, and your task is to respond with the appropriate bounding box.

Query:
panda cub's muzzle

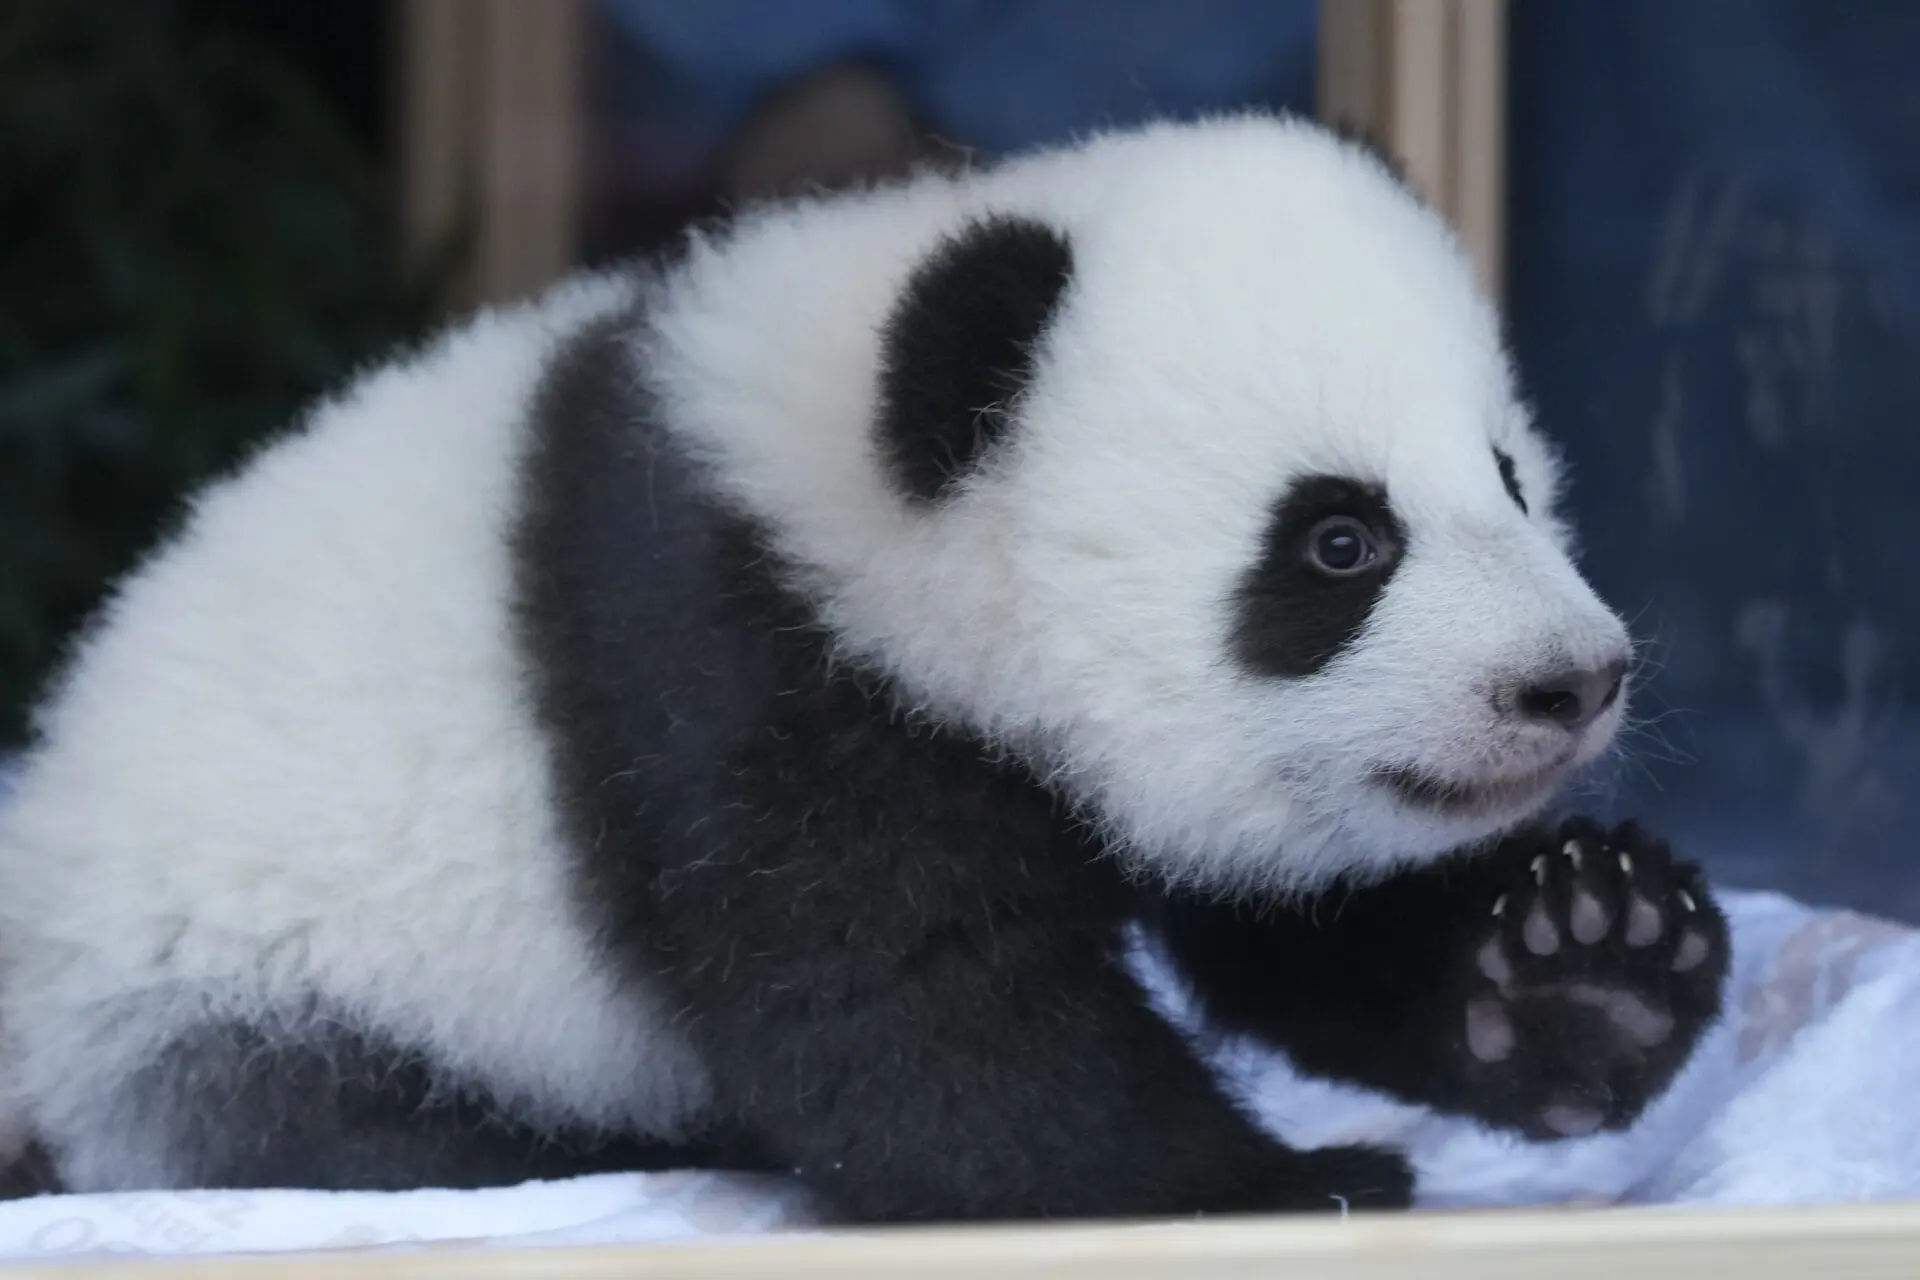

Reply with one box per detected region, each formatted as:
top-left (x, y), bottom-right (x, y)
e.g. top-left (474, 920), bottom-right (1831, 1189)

top-left (1373, 654), bottom-right (1631, 820)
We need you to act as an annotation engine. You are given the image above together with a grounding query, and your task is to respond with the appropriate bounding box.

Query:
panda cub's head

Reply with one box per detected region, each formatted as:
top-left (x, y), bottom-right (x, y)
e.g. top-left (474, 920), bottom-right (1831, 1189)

top-left (654, 114), bottom-right (1632, 896)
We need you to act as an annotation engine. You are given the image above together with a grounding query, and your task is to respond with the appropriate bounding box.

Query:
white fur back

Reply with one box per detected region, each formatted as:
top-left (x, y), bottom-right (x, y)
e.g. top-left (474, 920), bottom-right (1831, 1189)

top-left (0, 274), bottom-right (710, 1160)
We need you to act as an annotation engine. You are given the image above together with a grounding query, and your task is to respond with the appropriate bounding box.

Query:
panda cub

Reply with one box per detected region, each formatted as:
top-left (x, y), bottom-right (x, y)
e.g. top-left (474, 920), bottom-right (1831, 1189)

top-left (0, 114), bottom-right (1727, 1222)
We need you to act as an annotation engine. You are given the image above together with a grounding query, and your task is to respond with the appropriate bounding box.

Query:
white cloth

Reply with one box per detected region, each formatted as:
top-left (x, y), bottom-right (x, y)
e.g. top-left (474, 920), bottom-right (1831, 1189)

top-left (1140, 889), bottom-right (1920, 1210)
top-left (0, 888), bottom-right (1913, 1262)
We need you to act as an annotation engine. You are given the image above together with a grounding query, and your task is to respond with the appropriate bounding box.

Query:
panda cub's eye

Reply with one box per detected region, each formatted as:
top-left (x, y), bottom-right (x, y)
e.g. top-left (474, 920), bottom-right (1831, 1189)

top-left (1304, 515), bottom-right (1380, 577)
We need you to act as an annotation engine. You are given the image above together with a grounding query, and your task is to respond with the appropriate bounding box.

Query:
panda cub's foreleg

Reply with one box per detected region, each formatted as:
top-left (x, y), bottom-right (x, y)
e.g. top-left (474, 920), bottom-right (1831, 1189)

top-left (671, 920), bottom-right (1419, 1223)
top-left (616, 721), bottom-right (1418, 1223)
top-left (1155, 817), bottom-right (1730, 1140)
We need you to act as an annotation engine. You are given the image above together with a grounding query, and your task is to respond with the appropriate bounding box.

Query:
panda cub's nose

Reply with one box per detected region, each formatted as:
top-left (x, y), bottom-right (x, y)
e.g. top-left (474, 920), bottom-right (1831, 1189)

top-left (1514, 660), bottom-right (1627, 733)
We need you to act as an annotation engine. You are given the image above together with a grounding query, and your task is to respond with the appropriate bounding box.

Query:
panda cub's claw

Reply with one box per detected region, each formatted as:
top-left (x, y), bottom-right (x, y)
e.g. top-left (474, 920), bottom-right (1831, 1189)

top-left (1258, 1144), bottom-right (1415, 1214)
top-left (1453, 817), bottom-right (1729, 1142)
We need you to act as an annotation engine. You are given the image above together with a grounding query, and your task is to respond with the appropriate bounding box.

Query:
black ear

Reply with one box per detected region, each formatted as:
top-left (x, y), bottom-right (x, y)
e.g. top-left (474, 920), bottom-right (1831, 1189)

top-left (874, 216), bottom-right (1074, 503)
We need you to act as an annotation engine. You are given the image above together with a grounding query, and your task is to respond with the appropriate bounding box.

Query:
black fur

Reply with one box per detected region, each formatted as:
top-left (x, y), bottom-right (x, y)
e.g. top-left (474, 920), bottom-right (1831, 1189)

top-left (511, 291), bottom-right (1411, 1223)
top-left (874, 216), bottom-right (1073, 503)
top-left (0, 1144), bottom-right (57, 1200)
top-left (86, 1010), bottom-right (741, 1191)
top-left (1494, 448), bottom-right (1529, 515)
top-left (1156, 817), bottom-right (1730, 1140)
top-left (1233, 475), bottom-right (1407, 678)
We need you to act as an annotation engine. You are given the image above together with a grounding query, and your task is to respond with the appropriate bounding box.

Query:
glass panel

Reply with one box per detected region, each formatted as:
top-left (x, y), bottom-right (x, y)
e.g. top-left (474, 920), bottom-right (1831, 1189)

top-left (1510, 0), bottom-right (1920, 918)
top-left (585, 1), bottom-right (1320, 260)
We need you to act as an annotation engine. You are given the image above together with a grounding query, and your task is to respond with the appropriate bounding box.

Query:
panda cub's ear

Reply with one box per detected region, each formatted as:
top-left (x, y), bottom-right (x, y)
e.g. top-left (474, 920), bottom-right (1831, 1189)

top-left (874, 216), bottom-right (1074, 503)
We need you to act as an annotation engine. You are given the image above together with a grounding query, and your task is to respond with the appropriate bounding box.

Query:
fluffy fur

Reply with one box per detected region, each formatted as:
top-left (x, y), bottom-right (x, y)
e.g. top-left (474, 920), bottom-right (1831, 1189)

top-left (0, 113), bottom-right (1724, 1220)
top-left (0, 276), bottom-right (715, 1191)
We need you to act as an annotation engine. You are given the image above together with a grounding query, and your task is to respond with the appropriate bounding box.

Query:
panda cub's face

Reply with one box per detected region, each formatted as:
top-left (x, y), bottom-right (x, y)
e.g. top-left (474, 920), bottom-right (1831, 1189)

top-left (664, 116), bottom-right (1629, 897)
top-left (862, 118), bottom-right (1633, 895)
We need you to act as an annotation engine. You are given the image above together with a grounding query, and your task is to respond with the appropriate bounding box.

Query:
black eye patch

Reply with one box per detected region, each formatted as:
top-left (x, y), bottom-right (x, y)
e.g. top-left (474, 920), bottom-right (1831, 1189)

top-left (1232, 475), bottom-right (1407, 679)
top-left (1494, 448), bottom-right (1528, 515)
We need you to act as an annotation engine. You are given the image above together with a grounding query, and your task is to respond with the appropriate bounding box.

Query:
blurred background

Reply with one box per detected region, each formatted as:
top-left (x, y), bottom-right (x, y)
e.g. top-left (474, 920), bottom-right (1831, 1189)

top-left (4, 1), bottom-right (1918, 917)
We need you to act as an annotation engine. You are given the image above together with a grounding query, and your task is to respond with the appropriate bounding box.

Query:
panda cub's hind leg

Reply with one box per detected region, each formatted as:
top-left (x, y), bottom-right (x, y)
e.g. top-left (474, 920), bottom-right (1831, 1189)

top-left (47, 1008), bottom-right (722, 1193)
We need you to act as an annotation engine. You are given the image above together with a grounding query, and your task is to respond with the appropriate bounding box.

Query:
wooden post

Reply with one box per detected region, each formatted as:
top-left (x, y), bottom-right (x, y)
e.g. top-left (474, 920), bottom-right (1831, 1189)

top-left (398, 0), bottom-right (587, 311)
top-left (20, 1199), bottom-right (1920, 1278)
top-left (1318, 0), bottom-right (1508, 303)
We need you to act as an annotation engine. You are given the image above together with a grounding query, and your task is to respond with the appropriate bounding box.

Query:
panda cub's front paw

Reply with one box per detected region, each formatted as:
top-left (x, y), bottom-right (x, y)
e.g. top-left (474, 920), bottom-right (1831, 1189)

top-left (1452, 817), bottom-right (1729, 1141)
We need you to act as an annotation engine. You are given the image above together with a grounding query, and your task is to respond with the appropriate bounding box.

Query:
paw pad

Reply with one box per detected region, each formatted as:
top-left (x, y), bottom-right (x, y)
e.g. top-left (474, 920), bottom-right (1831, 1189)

top-left (1522, 902), bottom-right (1560, 956)
top-left (1476, 937), bottom-right (1514, 987)
top-left (1569, 890), bottom-right (1610, 944)
top-left (1624, 895), bottom-right (1663, 948)
top-left (1466, 999), bottom-right (1515, 1063)
top-left (1672, 931), bottom-right (1710, 973)
top-left (1452, 818), bottom-right (1729, 1142)
top-left (1561, 982), bottom-right (1674, 1047)
top-left (1541, 1102), bottom-right (1605, 1138)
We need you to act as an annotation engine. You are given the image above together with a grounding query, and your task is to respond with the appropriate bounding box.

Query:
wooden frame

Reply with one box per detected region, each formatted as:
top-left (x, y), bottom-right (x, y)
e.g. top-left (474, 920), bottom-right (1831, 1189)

top-left (1318, 0), bottom-right (1508, 301)
top-left (398, 0), bottom-right (1508, 308)
top-left (13, 1200), bottom-right (1920, 1278)
top-left (399, 0), bottom-right (587, 309)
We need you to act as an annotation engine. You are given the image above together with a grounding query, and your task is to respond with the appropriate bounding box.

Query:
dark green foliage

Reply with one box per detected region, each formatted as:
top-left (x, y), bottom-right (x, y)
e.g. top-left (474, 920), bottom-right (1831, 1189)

top-left (0, 0), bottom-right (440, 743)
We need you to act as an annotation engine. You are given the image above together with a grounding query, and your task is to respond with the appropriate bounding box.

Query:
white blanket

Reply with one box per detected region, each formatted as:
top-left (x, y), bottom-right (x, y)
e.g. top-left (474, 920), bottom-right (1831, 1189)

top-left (0, 887), bottom-right (1914, 1262)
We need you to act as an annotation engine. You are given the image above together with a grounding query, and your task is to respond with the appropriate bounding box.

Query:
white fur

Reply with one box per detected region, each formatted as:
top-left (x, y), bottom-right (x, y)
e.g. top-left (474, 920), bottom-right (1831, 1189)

top-left (0, 275), bottom-right (711, 1185)
top-left (0, 114), bottom-right (1628, 1183)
